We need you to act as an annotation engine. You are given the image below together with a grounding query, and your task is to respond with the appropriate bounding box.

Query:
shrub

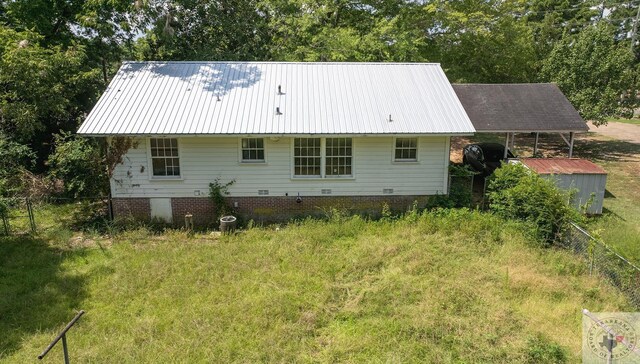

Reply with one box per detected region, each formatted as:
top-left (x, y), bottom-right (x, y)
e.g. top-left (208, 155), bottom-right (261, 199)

top-left (487, 163), bottom-right (579, 245)
top-left (0, 134), bottom-right (35, 196)
top-left (48, 132), bottom-right (108, 198)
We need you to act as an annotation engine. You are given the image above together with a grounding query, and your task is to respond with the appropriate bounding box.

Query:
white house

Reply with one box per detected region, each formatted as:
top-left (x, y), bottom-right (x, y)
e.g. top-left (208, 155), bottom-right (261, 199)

top-left (77, 61), bottom-right (475, 224)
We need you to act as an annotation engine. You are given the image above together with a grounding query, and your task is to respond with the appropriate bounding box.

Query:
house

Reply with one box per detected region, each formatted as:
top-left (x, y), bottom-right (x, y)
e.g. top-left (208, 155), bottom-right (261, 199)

top-left (77, 61), bottom-right (475, 224)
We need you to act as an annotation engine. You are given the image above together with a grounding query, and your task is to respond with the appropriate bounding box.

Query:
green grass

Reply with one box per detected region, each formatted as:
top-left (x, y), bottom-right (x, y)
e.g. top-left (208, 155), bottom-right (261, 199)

top-left (606, 117), bottom-right (640, 125)
top-left (0, 207), bottom-right (630, 363)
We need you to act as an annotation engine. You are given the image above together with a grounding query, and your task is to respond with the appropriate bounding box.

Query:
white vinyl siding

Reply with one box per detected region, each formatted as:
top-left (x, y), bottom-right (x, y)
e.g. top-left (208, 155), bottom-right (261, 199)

top-left (110, 136), bottom-right (450, 197)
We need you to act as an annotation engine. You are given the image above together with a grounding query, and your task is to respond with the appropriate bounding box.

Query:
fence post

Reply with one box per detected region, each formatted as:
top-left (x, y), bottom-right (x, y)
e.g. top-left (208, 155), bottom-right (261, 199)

top-left (26, 198), bottom-right (36, 234)
top-left (1, 210), bottom-right (9, 236)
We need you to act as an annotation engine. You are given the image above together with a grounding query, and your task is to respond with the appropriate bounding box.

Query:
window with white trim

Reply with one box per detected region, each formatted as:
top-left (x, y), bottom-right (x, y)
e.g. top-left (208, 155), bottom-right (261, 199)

top-left (394, 137), bottom-right (417, 161)
top-left (325, 138), bottom-right (352, 176)
top-left (150, 138), bottom-right (180, 177)
top-left (241, 138), bottom-right (265, 162)
top-left (294, 138), bottom-right (321, 176)
top-left (293, 137), bottom-right (353, 178)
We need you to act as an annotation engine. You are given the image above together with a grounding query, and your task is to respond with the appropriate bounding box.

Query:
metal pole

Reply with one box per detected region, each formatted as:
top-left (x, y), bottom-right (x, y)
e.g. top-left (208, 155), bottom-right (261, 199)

top-left (27, 198), bottom-right (36, 234)
top-left (533, 132), bottom-right (539, 156)
top-left (503, 133), bottom-right (510, 160)
top-left (62, 334), bottom-right (70, 364)
top-left (568, 132), bottom-right (575, 158)
top-left (38, 310), bottom-right (85, 361)
top-left (2, 214), bottom-right (8, 236)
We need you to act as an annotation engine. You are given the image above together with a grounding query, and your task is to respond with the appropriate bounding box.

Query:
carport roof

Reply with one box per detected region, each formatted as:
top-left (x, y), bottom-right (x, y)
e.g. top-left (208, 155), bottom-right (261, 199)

top-left (452, 83), bottom-right (589, 133)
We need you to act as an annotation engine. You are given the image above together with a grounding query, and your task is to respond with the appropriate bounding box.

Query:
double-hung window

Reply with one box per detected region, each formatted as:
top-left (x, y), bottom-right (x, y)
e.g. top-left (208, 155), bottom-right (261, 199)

top-left (241, 138), bottom-right (265, 163)
top-left (394, 137), bottom-right (418, 162)
top-left (150, 138), bottom-right (181, 177)
top-left (293, 137), bottom-right (352, 178)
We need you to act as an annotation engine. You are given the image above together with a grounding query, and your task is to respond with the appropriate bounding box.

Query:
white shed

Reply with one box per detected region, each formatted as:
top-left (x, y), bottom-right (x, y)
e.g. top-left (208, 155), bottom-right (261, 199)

top-left (520, 158), bottom-right (607, 215)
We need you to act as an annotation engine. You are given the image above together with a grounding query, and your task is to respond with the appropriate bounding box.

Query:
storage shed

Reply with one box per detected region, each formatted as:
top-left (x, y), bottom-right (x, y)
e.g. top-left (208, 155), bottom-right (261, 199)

top-left (520, 158), bottom-right (607, 214)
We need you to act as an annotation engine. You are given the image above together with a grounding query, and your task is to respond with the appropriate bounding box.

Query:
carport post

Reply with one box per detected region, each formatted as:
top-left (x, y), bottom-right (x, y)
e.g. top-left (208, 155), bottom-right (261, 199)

top-left (503, 133), bottom-right (510, 160)
top-left (533, 132), bottom-right (539, 155)
top-left (568, 132), bottom-right (575, 158)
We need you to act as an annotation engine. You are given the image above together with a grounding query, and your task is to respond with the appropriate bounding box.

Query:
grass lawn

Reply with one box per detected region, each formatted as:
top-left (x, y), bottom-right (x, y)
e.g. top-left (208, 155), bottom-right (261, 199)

top-left (0, 206), bottom-right (631, 363)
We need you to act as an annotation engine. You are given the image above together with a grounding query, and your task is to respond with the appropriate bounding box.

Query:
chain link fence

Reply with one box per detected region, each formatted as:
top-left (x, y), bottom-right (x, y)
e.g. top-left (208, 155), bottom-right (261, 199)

top-left (0, 197), bottom-right (112, 236)
top-left (558, 222), bottom-right (640, 309)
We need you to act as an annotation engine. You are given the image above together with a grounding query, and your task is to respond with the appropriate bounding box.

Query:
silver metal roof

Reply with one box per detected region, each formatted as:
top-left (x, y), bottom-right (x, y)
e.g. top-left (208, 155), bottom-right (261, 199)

top-left (78, 61), bottom-right (475, 136)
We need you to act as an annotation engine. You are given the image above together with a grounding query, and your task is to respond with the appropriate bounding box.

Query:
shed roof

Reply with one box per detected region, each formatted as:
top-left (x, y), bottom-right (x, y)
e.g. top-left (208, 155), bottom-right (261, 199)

top-left (77, 61), bottom-right (475, 136)
top-left (452, 83), bottom-right (588, 133)
top-left (520, 158), bottom-right (607, 175)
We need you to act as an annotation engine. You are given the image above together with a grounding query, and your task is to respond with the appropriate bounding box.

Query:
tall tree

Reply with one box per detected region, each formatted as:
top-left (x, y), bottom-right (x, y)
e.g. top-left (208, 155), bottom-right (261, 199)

top-left (135, 0), bottom-right (272, 60)
top-left (0, 26), bottom-right (102, 167)
top-left (540, 24), bottom-right (639, 123)
top-left (426, 0), bottom-right (537, 82)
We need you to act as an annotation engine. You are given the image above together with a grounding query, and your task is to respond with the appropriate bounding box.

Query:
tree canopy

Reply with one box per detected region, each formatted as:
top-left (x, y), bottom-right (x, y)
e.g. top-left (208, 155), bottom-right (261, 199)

top-left (0, 0), bottom-right (638, 196)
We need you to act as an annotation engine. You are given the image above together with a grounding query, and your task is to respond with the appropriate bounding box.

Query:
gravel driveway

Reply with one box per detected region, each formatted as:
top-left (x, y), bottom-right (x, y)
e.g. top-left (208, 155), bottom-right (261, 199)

top-left (588, 121), bottom-right (640, 144)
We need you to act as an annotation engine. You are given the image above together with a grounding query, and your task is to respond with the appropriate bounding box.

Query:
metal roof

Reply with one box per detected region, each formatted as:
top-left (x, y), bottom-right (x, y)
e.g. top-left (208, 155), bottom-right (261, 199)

top-left (452, 83), bottom-right (588, 133)
top-left (521, 158), bottom-right (607, 175)
top-left (78, 61), bottom-right (475, 136)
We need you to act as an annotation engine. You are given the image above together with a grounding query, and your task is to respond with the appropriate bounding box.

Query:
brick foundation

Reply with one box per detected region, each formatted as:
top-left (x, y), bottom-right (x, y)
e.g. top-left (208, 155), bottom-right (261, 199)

top-left (112, 198), bottom-right (151, 220)
top-left (113, 195), bottom-right (429, 227)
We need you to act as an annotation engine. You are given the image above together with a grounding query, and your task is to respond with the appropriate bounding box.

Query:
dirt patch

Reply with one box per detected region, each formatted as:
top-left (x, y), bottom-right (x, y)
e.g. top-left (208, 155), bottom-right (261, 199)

top-left (451, 132), bottom-right (640, 164)
top-left (588, 121), bottom-right (640, 144)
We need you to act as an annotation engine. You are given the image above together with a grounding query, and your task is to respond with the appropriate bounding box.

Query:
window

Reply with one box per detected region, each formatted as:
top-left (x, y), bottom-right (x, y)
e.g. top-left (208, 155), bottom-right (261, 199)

top-left (294, 138), bottom-right (321, 176)
top-left (325, 138), bottom-right (352, 176)
top-left (293, 138), bottom-right (353, 178)
top-left (150, 138), bottom-right (180, 177)
top-left (394, 138), bottom-right (417, 161)
top-left (241, 138), bottom-right (265, 162)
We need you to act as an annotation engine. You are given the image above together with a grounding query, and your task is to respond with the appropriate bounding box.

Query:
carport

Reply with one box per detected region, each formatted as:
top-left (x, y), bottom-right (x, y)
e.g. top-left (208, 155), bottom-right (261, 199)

top-left (452, 83), bottom-right (589, 158)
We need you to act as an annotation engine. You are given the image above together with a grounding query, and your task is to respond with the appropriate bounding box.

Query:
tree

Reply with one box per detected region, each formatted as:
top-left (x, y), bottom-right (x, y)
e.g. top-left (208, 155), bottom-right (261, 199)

top-left (425, 0), bottom-right (537, 82)
top-left (135, 0), bottom-right (272, 60)
top-left (0, 26), bottom-right (102, 168)
top-left (540, 24), bottom-right (639, 123)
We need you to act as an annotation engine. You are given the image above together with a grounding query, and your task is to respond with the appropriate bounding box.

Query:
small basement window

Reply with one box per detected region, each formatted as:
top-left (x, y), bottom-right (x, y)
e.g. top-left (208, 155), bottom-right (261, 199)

top-left (150, 138), bottom-right (181, 177)
top-left (394, 138), bottom-right (417, 161)
top-left (241, 138), bottom-right (265, 162)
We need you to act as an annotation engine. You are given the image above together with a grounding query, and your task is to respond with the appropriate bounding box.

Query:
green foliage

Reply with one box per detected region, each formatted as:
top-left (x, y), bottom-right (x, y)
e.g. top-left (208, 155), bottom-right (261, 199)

top-left (540, 24), bottom-right (639, 123)
top-left (487, 163), bottom-right (580, 245)
top-left (0, 26), bottom-right (102, 144)
top-left (427, 164), bottom-right (476, 209)
top-left (48, 132), bottom-right (107, 198)
top-left (208, 178), bottom-right (236, 219)
top-left (0, 134), bottom-right (35, 196)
